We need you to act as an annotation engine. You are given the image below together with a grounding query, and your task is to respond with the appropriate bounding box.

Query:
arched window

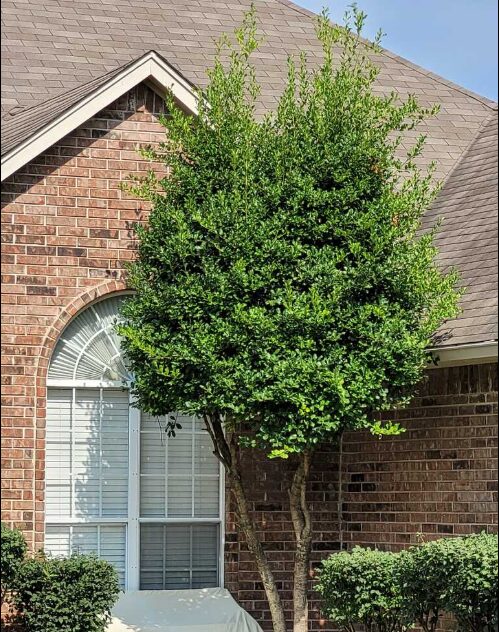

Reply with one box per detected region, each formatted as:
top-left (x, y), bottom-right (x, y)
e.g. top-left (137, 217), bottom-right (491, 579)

top-left (45, 295), bottom-right (223, 591)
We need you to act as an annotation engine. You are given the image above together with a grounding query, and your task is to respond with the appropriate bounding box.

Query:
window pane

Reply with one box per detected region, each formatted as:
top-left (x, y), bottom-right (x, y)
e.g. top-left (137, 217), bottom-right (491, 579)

top-left (46, 388), bottom-right (129, 520)
top-left (194, 478), bottom-right (219, 518)
top-left (140, 524), bottom-right (219, 590)
top-left (140, 432), bottom-right (165, 475)
top-left (45, 390), bottom-right (73, 517)
top-left (140, 413), bottom-right (220, 520)
top-left (168, 432), bottom-right (192, 476)
top-left (168, 478), bottom-right (192, 517)
top-left (45, 524), bottom-right (126, 588)
top-left (47, 295), bottom-right (130, 382)
top-left (192, 570), bottom-right (218, 589)
top-left (140, 477), bottom-right (165, 517)
top-left (101, 391), bottom-right (129, 516)
top-left (195, 434), bottom-right (218, 476)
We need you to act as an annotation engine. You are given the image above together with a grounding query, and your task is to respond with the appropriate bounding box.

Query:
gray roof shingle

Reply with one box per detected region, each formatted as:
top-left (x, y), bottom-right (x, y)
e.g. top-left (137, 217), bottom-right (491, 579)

top-left (1, 0), bottom-right (497, 348)
top-left (429, 109), bottom-right (498, 347)
top-left (0, 63), bottom-right (127, 156)
top-left (1, 0), bottom-right (495, 181)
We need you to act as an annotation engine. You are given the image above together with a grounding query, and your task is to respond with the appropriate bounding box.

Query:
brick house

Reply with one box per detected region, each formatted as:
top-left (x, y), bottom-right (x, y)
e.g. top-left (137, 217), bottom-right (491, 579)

top-left (1, 0), bottom-right (497, 630)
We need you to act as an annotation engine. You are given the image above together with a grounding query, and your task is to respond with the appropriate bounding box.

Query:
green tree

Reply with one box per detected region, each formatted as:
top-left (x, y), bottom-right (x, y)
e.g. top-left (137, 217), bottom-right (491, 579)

top-left (118, 7), bottom-right (460, 631)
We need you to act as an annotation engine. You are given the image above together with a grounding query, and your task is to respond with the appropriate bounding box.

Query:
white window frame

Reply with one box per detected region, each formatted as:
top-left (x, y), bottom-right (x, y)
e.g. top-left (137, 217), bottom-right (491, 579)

top-left (45, 378), bottom-right (225, 592)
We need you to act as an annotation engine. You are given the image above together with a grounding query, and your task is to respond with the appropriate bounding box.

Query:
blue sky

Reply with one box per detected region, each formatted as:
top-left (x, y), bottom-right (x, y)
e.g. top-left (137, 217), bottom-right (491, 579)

top-left (295, 0), bottom-right (498, 101)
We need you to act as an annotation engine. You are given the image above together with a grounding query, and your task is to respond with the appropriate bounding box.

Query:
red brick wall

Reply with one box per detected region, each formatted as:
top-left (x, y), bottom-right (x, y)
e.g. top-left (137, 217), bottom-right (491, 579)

top-left (1, 83), bottom-right (497, 632)
top-left (1, 83), bottom-right (166, 549)
top-left (227, 363), bottom-right (498, 631)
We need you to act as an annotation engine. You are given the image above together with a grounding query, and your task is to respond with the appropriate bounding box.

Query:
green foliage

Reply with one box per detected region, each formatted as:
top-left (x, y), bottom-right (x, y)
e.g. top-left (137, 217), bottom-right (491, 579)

top-left (1, 523), bottom-right (28, 603)
top-left (317, 534), bottom-right (498, 632)
top-left (118, 7), bottom-right (460, 456)
top-left (370, 420), bottom-right (406, 438)
top-left (316, 547), bottom-right (413, 632)
top-left (12, 553), bottom-right (121, 632)
top-left (441, 533), bottom-right (498, 632)
top-left (399, 537), bottom-right (461, 632)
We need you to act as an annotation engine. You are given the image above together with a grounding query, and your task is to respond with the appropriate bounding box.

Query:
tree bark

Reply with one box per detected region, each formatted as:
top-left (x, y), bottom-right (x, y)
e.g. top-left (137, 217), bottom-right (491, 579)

top-left (204, 414), bottom-right (288, 632)
top-left (289, 451), bottom-right (313, 632)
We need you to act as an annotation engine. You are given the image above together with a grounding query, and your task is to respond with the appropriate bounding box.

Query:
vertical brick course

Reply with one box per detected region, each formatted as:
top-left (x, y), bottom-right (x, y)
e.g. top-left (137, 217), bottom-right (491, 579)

top-left (1, 83), bottom-right (497, 632)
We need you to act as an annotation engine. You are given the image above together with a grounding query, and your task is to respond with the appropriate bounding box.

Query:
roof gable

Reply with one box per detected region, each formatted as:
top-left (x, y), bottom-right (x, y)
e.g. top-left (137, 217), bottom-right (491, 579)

top-left (1, 51), bottom-right (198, 180)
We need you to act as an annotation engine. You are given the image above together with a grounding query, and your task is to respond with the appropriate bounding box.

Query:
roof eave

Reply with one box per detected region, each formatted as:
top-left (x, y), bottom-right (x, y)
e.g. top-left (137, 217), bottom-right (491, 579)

top-left (429, 340), bottom-right (498, 368)
top-left (0, 50), bottom-right (199, 182)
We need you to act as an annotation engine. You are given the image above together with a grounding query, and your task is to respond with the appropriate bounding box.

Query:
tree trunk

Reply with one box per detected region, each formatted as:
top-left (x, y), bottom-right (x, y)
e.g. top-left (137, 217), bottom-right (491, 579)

top-left (289, 451), bottom-right (313, 632)
top-left (228, 464), bottom-right (288, 632)
top-left (204, 415), bottom-right (288, 632)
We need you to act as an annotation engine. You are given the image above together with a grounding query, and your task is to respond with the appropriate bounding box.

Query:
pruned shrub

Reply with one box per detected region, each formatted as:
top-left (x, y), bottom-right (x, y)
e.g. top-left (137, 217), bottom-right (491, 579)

top-left (1, 523), bottom-right (28, 604)
top-left (398, 538), bottom-right (460, 632)
top-left (399, 533), bottom-right (498, 632)
top-left (316, 546), bottom-right (414, 632)
top-left (317, 534), bottom-right (498, 632)
top-left (442, 533), bottom-right (498, 632)
top-left (12, 553), bottom-right (121, 632)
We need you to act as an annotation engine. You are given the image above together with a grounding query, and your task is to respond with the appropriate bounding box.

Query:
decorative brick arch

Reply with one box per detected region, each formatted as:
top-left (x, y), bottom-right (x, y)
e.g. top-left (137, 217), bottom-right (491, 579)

top-left (32, 280), bottom-right (130, 546)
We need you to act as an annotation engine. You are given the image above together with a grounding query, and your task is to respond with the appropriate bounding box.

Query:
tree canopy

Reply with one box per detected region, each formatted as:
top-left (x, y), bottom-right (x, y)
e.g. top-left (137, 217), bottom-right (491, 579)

top-left (118, 7), bottom-right (460, 458)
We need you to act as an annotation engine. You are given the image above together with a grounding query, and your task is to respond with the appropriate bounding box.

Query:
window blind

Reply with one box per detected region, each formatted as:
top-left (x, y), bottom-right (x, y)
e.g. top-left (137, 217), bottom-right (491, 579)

top-left (45, 524), bottom-right (127, 587)
top-left (140, 524), bottom-right (219, 590)
top-left (45, 388), bottom-right (129, 520)
top-left (45, 375), bottom-right (222, 591)
top-left (140, 413), bottom-right (220, 519)
top-left (45, 388), bottom-right (129, 588)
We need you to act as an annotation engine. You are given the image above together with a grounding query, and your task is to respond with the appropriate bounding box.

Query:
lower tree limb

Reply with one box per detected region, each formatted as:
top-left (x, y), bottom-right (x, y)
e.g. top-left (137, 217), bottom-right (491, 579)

top-left (289, 451), bottom-right (313, 632)
top-left (228, 465), bottom-right (288, 632)
top-left (204, 415), bottom-right (288, 632)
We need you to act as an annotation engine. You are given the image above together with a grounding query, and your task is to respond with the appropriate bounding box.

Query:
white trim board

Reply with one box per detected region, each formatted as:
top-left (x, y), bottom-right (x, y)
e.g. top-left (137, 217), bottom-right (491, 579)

top-left (1, 51), bottom-right (199, 181)
top-left (429, 341), bottom-right (498, 368)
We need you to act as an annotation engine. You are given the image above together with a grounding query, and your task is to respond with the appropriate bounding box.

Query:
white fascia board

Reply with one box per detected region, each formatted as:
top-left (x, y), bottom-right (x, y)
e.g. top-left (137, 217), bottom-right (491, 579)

top-left (1, 51), bottom-right (199, 181)
top-left (428, 340), bottom-right (498, 368)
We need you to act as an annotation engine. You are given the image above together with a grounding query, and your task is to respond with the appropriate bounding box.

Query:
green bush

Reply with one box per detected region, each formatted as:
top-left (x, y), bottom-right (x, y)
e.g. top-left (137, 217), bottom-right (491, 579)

top-left (442, 533), bottom-right (498, 632)
top-left (317, 535), bottom-right (498, 632)
top-left (316, 547), bottom-right (414, 632)
top-left (398, 538), bottom-right (461, 632)
top-left (1, 523), bottom-right (28, 603)
top-left (399, 534), bottom-right (498, 632)
top-left (12, 553), bottom-right (121, 632)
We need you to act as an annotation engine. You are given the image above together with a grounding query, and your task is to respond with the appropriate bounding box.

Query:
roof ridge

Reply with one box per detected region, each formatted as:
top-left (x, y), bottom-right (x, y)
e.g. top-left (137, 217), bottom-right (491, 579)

top-left (273, 0), bottom-right (497, 110)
